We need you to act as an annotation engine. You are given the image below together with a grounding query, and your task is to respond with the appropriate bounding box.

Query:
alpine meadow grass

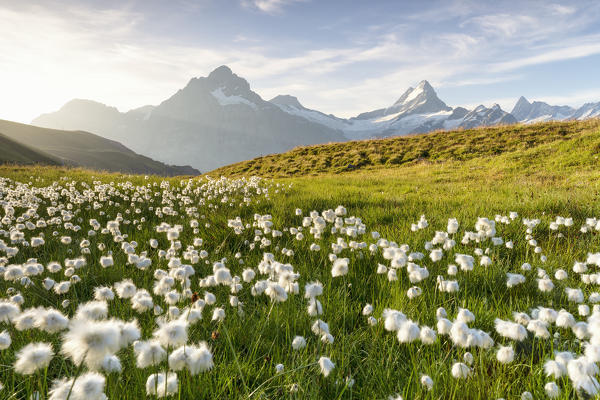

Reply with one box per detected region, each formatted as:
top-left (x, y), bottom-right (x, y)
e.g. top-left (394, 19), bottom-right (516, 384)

top-left (1, 120), bottom-right (600, 399)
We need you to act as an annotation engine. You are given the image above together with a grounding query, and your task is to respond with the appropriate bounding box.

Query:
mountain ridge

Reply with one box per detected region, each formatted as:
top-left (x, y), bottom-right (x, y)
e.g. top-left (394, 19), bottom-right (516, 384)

top-left (0, 119), bottom-right (199, 176)
top-left (32, 66), bottom-right (600, 170)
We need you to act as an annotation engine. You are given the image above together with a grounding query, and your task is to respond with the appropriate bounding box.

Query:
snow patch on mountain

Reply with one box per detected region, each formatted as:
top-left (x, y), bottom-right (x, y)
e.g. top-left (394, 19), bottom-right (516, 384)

top-left (211, 87), bottom-right (258, 110)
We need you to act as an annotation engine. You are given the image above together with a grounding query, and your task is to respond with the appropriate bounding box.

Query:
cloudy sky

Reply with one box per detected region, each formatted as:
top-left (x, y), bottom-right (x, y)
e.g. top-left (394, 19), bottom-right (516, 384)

top-left (1, 0), bottom-right (600, 123)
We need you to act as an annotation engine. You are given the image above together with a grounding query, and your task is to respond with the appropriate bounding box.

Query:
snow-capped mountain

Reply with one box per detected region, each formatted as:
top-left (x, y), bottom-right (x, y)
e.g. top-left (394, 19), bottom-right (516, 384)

top-left (459, 104), bottom-right (517, 129)
top-left (270, 80), bottom-right (515, 140)
top-left (33, 66), bottom-right (346, 171)
top-left (32, 65), bottom-right (600, 170)
top-left (569, 102), bottom-right (600, 120)
top-left (510, 96), bottom-right (575, 123)
top-left (354, 80), bottom-right (452, 120)
top-left (509, 96), bottom-right (600, 124)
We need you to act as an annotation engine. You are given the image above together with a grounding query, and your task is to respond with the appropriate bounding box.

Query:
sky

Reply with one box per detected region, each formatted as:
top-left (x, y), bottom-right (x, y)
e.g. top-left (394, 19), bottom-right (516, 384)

top-left (1, 0), bottom-right (600, 123)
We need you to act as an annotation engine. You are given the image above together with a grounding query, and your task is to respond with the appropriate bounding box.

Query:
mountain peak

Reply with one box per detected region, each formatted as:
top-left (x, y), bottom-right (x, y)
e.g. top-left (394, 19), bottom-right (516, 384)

top-left (511, 96), bottom-right (533, 120)
top-left (203, 65), bottom-right (251, 93)
top-left (208, 65), bottom-right (233, 80)
top-left (416, 80), bottom-right (433, 90)
top-left (392, 80), bottom-right (439, 107)
top-left (269, 95), bottom-right (304, 109)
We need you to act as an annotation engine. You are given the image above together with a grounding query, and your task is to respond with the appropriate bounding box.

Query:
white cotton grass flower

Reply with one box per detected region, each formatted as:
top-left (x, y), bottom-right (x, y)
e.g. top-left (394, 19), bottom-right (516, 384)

top-left (0, 300), bottom-right (20, 322)
top-left (521, 391), bottom-right (533, 400)
top-left (573, 322), bottom-right (589, 340)
top-left (538, 278), bottom-right (555, 293)
top-left (579, 304), bottom-right (591, 317)
top-left (331, 258), bottom-right (349, 277)
top-left (35, 308), bottom-right (69, 333)
top-left (544, 381), bottom-right (560, 398)
top-left (48, 371), bottom-right (106, 400)
top-left (397, 320), bottom-right (420, 343)
top-left (451, 362), bottom-right (471, 379)
top-left (168, 343), bottom-right (213, 374)
top-left (61, 319), bottom-right (120, 369)
top-left (506, 273), bottom-right (526, 288)
top-left (420, 374), bottom-right (433, 390)
top-left (585, 344), bottom-right (600, 362)
top-left (0, 330), bottom-right (11, 350)
top-left (266, 283), bottom-right (287, 302)
top-left (43, 278), bottom-right (55, 290)
top-left (74, 301), bottom-right (108, 321)
top-left (436, 318), bottom-right (452, 335)
top-left (211, 307), bottom-right (225, 322)
top-left (131, 290), bottom-right (154, 313)
top-left (99, 255), bottom-right (113, 268)
top-left (164, 290), bottom-right (181, 305)
top-left (292, 336), bottom-right (307, 350)
top-left (555, 269), bottom-right (568, 280)
top-left (204, 292), bottom-right (217, 305)
top-left (312, 319), bottom-right (330, 335)
top-left (114, 279), bottom-right (137, 299)
top-left (383, 309), bottom-right (406, 332)
top-left (556, 310), bottom-right (575, 328)
top-left (455, 254), bottom-right (474, 271)
top-left (496, 346), bottom-right (515, 364)
top-left (134, 340), bottom-right (166, 368)
top-left (304, 282), bottom-right (323, 298)
top-left (387, 269), bottom-right (398, 281)
top-left (429, 249), bottom-right (443, 262)
top-left (565, 288), bottom-right (584, 303)
top-left (53, 281), bottom-right (71, 295)
top-left (14, 307), bottom-right (43, 331)
top-left (463, 352), bottom-right (474, 365)
top-left (318, 356), bottom-right (335, 377)
top-left (101, 354), bottom-right (122, 373)
top-left (567, 356), bottom-right (600, 396)
top-left (146, 372), bottom-right (178, 397)
top-left (456, 308), bottom-right (475, 323)
top-left (527, 319), bottom-right (550, 339)
top-left (242, 268), bottom-right (256, 282)
top-left (436, 307), bottom-right (447, 320)
top-left (14, 342), bottom-right (54, 374)
top-left (362, 304), bottom-right (374, 316)
top-left (93, 287), bottom-right (114, 301)
top-left (420, 326), bottom-right (437, 344)
top-left (406, 286), bottom-right (422, 299)
top-left (153, 319), bottom-right (189, 347)
top-left (307, 298), bottom-right (323, 316)
top-left (537, 307), bottom-right (558, 324)
top-left (447, 218), bottom-right (459, 234)
top-left (495, 319), bottom-right (527, 341)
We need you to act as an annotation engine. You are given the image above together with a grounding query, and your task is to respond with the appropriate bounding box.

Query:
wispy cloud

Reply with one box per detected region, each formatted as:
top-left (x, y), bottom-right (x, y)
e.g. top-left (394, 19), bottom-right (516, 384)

top-left (241, 0), bottom-right (305, 15)
top-left (491, 37), bottom-right (600, 72)
top-left (0, 0), bottom-right (599, 123)
top-left (549, 4), bottom-right (576, 15)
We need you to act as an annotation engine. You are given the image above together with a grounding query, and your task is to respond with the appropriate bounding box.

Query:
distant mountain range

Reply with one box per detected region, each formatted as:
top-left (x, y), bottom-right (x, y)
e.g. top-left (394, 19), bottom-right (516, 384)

top-left (0, 119), bottom-right (199, 176)
top-left (32, 66), bottom-right (600, 171)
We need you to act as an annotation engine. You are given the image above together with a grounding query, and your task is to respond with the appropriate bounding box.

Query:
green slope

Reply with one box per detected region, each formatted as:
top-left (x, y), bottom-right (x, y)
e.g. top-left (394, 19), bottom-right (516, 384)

top-left (0, 132), bottom-right (60, 165)
top-left (0, 119), bottom-right (199, 176)
top-left (209, 119), bottom-right (600, 177)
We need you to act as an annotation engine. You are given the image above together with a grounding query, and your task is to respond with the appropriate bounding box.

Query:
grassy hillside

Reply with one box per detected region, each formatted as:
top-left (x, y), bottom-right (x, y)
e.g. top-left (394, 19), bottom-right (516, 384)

top-left (1, 121), bottom-right (600, 399)
top-left (0, 119), bottom-right (199, 176)
top-left (210, 119), bottom-right (600, 177)
top-left (0, 132), bottom-right (60, 165)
